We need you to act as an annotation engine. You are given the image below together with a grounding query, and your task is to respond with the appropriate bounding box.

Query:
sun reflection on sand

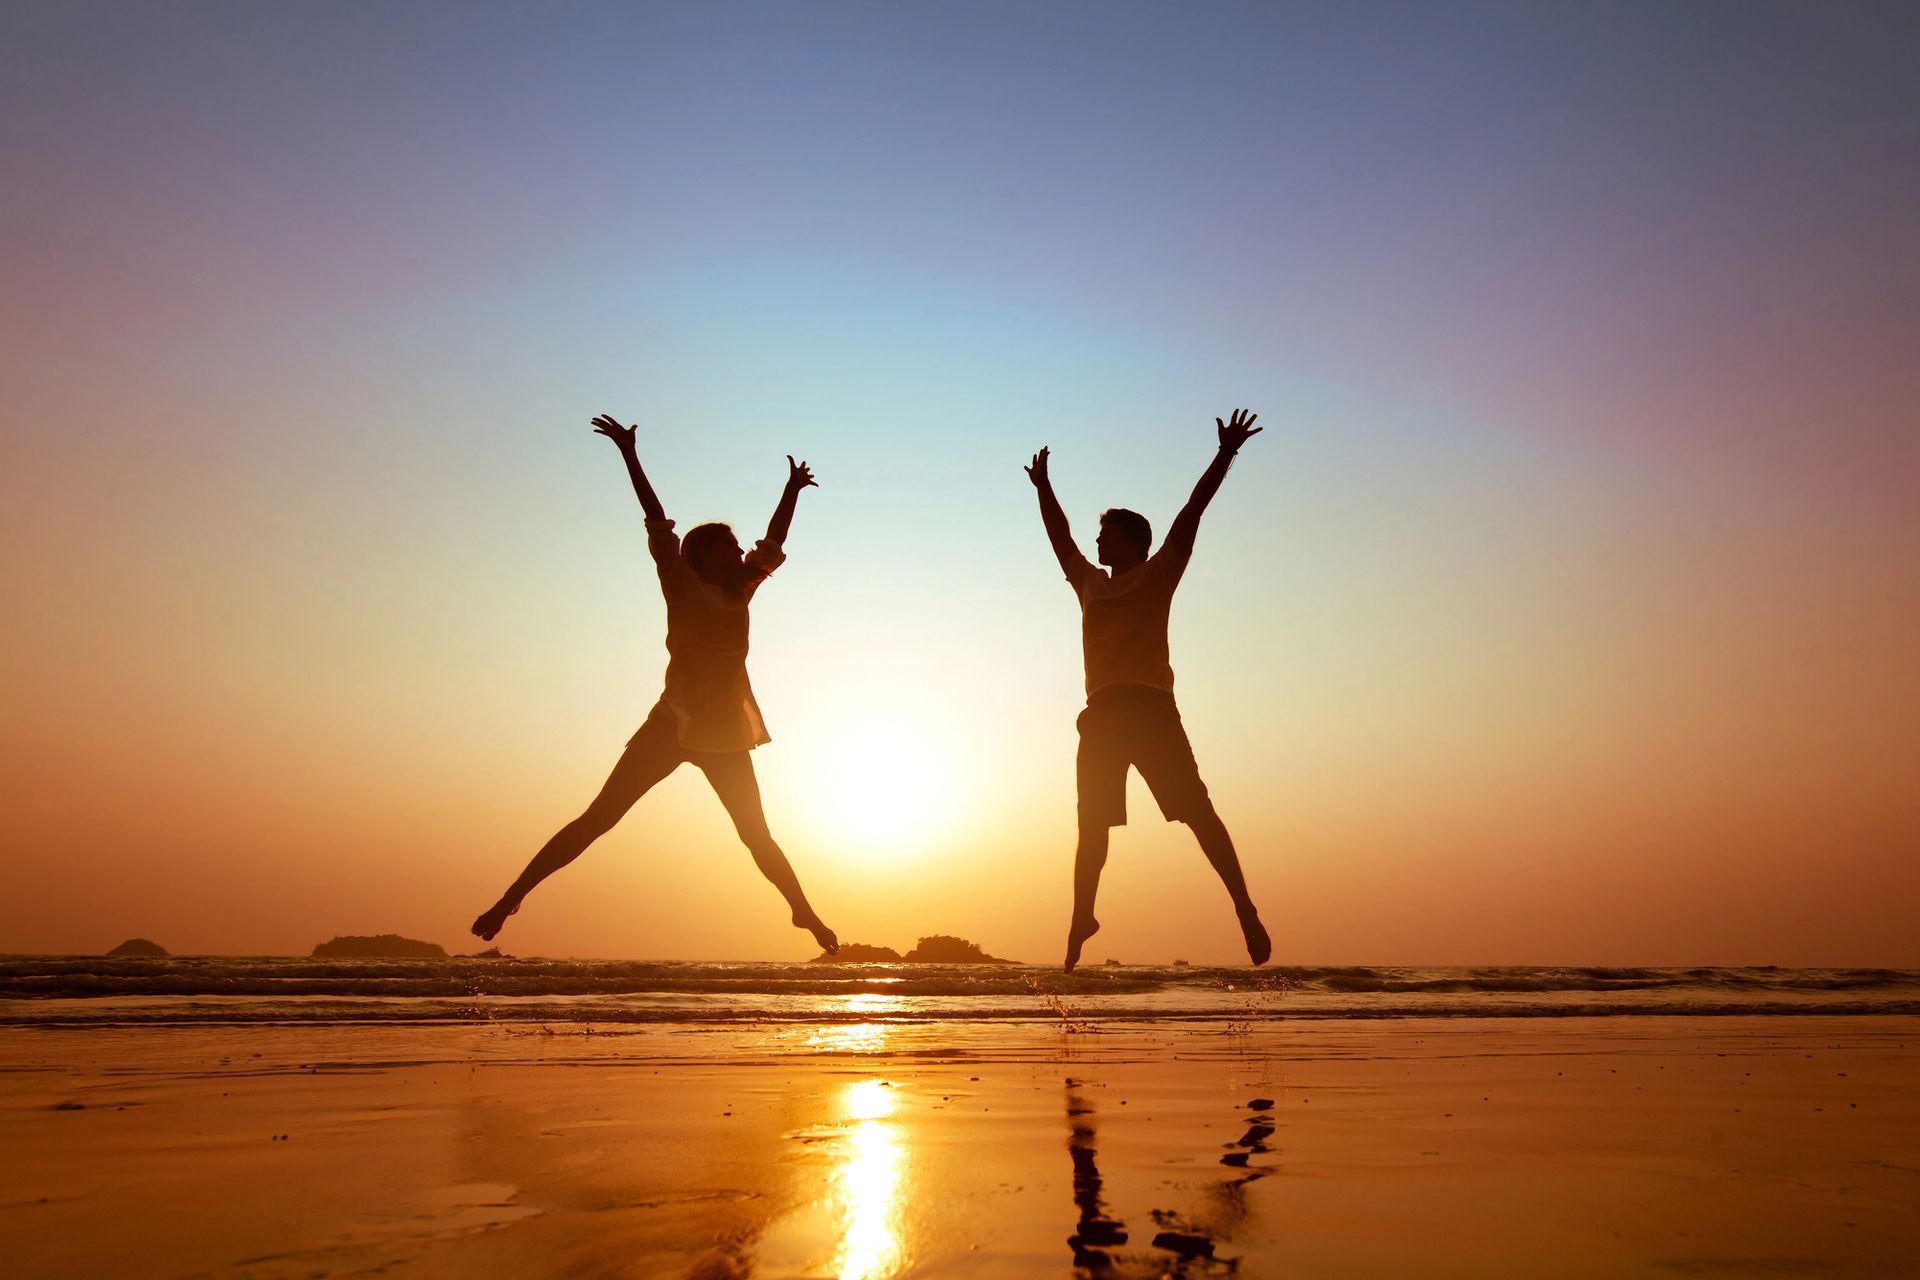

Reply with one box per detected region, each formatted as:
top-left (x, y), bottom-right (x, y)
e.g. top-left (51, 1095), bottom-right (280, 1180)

top-left (835, 1079), bottom-right (904, 1280)
top-left (752, 1054), bottom-right (915, 1276)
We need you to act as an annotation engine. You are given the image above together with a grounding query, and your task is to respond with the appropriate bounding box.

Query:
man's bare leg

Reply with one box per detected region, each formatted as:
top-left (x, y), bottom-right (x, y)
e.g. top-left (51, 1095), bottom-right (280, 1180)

top-left (1184, 803), bottom-right (1269, 964)
top-left (698, 752), bottom-right (839, 955)
top-left (1066, 822), bottom-right (1109, 972)
top-left (471, 736), bottom-right (679, 941)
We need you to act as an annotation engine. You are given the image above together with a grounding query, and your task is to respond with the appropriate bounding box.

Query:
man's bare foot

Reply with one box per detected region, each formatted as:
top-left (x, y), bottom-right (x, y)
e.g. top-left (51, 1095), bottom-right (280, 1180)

top-left (795, 910), bottom-right (838, 956)
top-left (1064, 915), bottom-right (1100, 973)
top-left (1238, 906), bottom-right (1271, 966)
top-left (471, 900), bottom-right (519, 942)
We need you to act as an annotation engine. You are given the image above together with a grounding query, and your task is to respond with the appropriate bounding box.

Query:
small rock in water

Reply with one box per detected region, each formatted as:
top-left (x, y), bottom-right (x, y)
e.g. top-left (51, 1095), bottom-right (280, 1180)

top-left (1248, 1097), bottom-right (1275, 1110)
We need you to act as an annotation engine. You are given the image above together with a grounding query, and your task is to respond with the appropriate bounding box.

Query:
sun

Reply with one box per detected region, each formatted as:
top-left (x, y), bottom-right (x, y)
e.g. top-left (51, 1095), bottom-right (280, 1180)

top-left (796, 709), bottom-right (970, 852)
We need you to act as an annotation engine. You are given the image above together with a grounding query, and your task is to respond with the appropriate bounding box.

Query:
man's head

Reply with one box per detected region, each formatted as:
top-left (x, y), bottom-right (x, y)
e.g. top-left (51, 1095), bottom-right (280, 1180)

top-left (682, 522), bottom-right (746, 588)
top-left (1096, 508), bottom-right (1152, 568)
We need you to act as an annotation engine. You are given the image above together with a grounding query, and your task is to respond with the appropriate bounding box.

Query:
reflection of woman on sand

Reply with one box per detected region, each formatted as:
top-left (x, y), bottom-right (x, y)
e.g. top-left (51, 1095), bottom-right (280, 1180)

top-left (471, 414), bottom-right (838, 954)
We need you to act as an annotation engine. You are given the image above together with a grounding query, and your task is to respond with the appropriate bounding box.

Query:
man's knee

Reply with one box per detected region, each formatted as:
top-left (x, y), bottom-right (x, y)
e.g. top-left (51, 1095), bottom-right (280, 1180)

top-left (1177, 796), bottom-right (1220, 829)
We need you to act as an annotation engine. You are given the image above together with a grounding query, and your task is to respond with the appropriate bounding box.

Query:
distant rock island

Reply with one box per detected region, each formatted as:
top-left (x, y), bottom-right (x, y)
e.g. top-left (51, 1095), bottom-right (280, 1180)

top-left (906, 935), bottom-right (1015, 964)
top-left (106, 938), bottom-right (168, 957)
top-left (812, 934), bottom-right (1014, 964)
top-left (311, 934), bottom-right (447, 959)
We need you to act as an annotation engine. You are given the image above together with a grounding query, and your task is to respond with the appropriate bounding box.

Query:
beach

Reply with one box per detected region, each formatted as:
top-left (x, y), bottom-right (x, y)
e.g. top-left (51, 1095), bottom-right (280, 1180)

top-left (5, 1009), bottom-right (1917, 1277)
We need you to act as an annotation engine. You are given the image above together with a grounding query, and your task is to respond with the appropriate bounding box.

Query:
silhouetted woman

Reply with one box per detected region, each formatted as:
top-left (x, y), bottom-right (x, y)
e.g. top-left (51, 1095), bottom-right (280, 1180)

top-left (471, 414), bottom-right (838, 953)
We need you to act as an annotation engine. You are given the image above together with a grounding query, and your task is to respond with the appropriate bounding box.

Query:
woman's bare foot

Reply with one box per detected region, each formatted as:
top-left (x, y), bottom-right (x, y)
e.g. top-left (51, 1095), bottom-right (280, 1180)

top-left (471, 899), bottom-right (520, 942)
top-left (1064, 914), bottom-right (1101, 973)
top-left (795, 910), bottom-right (838, 955)
top-left (1238, 905), bottom-right (1271, 966)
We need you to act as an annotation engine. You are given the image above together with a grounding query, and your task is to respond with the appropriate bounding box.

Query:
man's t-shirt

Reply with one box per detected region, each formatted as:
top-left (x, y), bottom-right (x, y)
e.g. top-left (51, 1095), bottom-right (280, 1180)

top-left (1064, 545), bottom-right (1192, 698)
top-left (645, 518), bottom-right (786, 752)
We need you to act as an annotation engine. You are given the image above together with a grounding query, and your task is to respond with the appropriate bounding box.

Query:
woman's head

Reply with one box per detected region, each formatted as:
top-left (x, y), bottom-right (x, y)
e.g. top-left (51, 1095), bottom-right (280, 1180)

top-left (682, 522), bottom-right (747, 589)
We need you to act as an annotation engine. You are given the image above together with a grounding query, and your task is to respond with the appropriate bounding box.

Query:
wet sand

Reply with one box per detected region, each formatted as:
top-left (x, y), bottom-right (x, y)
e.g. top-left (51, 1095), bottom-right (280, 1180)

top-left (2, 1016), bottom-right (1916, 1277)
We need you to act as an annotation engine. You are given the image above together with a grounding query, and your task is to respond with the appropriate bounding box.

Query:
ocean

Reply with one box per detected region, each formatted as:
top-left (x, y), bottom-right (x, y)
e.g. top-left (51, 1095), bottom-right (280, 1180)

top-left (4, 957), bottom-right (1917, 1026)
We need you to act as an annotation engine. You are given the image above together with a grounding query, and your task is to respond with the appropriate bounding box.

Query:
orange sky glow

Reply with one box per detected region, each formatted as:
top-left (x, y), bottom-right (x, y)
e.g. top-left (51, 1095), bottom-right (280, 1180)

top-left (3, 4), bottom-right (1915, 964)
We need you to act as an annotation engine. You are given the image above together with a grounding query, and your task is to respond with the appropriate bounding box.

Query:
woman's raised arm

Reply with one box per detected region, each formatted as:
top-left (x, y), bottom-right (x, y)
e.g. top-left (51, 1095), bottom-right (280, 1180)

top-left (591, 414), bottom-right (667, 522)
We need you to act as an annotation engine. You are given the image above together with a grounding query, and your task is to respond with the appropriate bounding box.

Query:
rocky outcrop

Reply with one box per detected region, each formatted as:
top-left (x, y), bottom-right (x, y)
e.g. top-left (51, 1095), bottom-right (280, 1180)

top-left (106, 938), bottom-right (168, 957)
top-left (810, 936), bottom-right (1015, 964)
top-left (311, 934), bottom-right (447, 959)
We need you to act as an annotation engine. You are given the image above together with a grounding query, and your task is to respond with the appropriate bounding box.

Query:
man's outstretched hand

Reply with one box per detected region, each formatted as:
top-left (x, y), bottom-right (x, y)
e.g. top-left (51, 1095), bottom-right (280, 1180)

top-left (786, 455), bottom-right (818, 491)
top-left (1025, 446), bottom-right (1051, 488)
top-left (1216, 408), bottom-right (1261, 453)
top-left (590, 414), bottom-right (637, 451)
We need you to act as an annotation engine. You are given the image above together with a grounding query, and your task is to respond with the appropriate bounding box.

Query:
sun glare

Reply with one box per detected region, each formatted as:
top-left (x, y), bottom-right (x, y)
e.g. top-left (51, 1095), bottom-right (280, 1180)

top-left (796, 708), bottom-right (971, 853)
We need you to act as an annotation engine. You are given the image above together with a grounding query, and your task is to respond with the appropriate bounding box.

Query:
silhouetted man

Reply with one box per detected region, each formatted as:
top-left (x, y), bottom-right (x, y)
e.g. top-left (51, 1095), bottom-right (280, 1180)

top-left (472, 414), bottom-right (837, 955)
top-left (1026, 409), bottom-right (1270, 972)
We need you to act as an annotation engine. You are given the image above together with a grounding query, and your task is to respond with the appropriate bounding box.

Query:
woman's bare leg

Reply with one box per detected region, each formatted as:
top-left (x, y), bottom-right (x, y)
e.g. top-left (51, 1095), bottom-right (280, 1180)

top-left (696, 750), bottom-right (838, 954)
top-left (471, 730), bottom-right (681, 941)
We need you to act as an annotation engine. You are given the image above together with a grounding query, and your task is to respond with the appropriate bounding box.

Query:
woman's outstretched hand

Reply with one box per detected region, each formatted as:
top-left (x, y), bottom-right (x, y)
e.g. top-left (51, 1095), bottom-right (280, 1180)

top-left (786, 455), bottom-right (818, 490)
top-left (591, 414), bottom-right (637, 451)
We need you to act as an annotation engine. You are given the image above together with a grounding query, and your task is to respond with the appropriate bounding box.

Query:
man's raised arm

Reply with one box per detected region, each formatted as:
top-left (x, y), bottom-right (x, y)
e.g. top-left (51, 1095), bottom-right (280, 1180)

top-left (1162, 408), bottom-right (1261, 559)
top-left (1026, 446), bottom-right (1094, 589)
top-left (763, 455), bottom-right (817, 548)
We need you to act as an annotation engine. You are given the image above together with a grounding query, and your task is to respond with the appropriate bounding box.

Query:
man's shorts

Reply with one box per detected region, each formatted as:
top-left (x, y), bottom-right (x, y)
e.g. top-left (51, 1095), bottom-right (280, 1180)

top-left (1076, 684), bottom-right (1211, 827)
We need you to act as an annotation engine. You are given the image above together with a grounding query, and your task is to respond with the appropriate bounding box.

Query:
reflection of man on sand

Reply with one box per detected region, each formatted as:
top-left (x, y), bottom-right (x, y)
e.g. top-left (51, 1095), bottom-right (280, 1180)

top-left (471, 414), bottom-right (838, 955)
top-left (1027, 410), bottom-right (1272, 972)
top-left (1063, 1081), bottom-right (1275, 1275)
top-left (1065, 1082), bottom-right (1128, 1271)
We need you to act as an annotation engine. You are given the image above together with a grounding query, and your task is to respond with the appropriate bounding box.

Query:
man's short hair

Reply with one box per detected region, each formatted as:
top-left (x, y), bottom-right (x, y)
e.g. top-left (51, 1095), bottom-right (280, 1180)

top-left (682, 522), bottom-right (736, 571)
top-left (1100, 508), bottom-right (1152, 557)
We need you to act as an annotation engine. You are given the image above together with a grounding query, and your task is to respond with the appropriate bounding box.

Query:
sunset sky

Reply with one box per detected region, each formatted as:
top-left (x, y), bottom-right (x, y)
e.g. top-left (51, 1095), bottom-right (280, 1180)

top-left (3, 2), bottom-right (1915, 965)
